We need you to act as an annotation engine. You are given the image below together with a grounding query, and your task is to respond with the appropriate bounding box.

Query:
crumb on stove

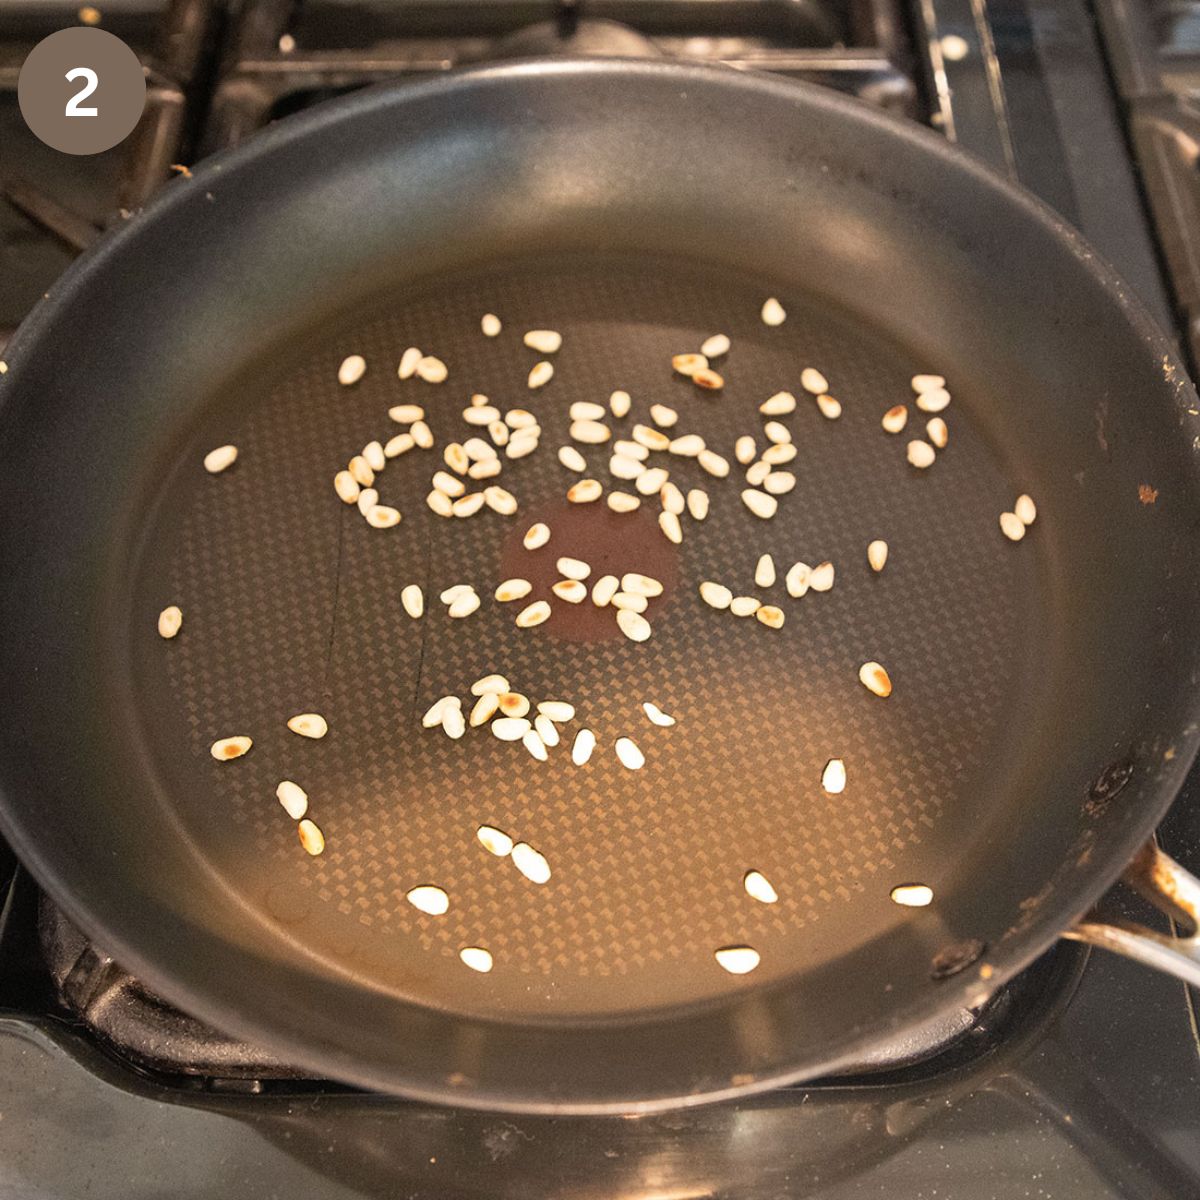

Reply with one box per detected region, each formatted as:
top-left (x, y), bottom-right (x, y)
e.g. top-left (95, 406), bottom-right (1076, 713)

top-left (1138, 483), bottom-right (1159, 505)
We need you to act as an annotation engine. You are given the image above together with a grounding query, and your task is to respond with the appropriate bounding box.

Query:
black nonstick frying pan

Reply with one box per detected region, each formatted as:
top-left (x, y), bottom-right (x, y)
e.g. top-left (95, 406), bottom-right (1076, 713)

top-left (1, 59), bottom-right (1200, 1114)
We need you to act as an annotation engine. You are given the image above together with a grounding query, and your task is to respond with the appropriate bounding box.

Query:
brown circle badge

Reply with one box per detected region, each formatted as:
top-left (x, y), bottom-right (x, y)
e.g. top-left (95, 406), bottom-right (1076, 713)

top-left (18, 28), bottom-right (146, 156)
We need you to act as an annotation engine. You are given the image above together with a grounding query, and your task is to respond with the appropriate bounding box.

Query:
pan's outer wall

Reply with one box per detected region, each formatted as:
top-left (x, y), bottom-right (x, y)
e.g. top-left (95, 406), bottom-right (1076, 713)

top-left (0, 60), bottom-right (1199, 1112)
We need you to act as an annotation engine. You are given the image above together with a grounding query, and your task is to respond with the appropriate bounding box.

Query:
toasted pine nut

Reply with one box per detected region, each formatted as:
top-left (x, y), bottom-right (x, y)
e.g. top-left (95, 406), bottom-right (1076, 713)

top-left (760, 391), bottom-right (796, 416)
top-left (661, 482), bottom-right (685, 515)
top-left (816, 394), bottom-right (842, 420)
top-left (673, 353), bottom-right (708, 377)
top-left (481, 313), bottom-right (502, 337)
top-left (572, 727), bottom-right (596, 765)
top-left (470, 693), bottom-right (500, 726)
top-left (809, 562), bottom-right (835, 592)
top-left (859, 661), bottom-right (893, 697)
top-left (411, 420), bottom-right (434, 449)
top-left (385, 433), bottom-right (415, 458)
top-left (366, 504), bottom-right (401, 528)
top-left (1015, 494), bottom-right (1037, 525)
top-left (915, 387), bottom-right (950, 413)
top-left (715, 945), bottom-right (760, 974)
top-left (558, 446), bottom-right (587, 472)
top-left (398, 346), bottom-right (422, 378)
top-left (692, 367), bottom-right (724, 389)
top-left (926, 417), bottom-right (948, 449)
top-left (669, 434), bottom-right (705, 457)
top-left (761, 297), bottom-right (786, 326)
top-left (158, 605), bottom-right (182, 639)
top-left (756, 605), bottom-right (785, 628)
top-left (650, 404), bottom-right (678, 428)
top-left (338, 354), bottom-right (366, 385)
top-left (448, 590), bottom-right (481, 618)
top-left (570, 402), bottom-right (607, 422)
top-left (687, 489), bottom-right (709, 520)
top-left (570, 420), bottom-right (611, 445)
top-left (334, 470), bottom-right (360, 504)
top-left (617, 609), bottom-right (652, 642)
top-left (621, 574), bottom-right (663, 597)
top-left (882, 405), bottom-right (909, 433)
top-left (498, 692), bottom-right (531, 718)
top-left (701, 333), bottom-right (730, 358)
top-left (528, 361), bottom-right (554, 389)
top-left (415, 355), bottom-right (447, 384)
top-left (610, 389), bottom-right (632, 418)
top-left (568, 479), bottom-right (602, 504)
top-left (433, 470), bottom-right (466, 498)
top-left (822, 758), bottom-right (847, 794)
top-left (298, 819), bottom-right (325, 855)
top-left (492, 717), bottom-right (531, 741)
top-left (534, 713), bottom-right (560, 746)
top-left (642, 702), bottom-right (676, 727)
top-left (464, 405), bottom-right (501, 426)
top-left (460, 947), bottom-right (494, 972)
top-left (1000, 512), bottom-right (1026, 541)
top-left (389, 404), bottom-right (424, 424)
top-left (744, 871), bottom-right (778, 904)
top-left (659, 511), bottom-right (683, 544)
top-left (511, 842), bottom-right (551, 884)
top-left (742, 489), bottom-right (777, 519)
top-left (427, 489), bottom-right (453, 517)
top-left (608, 490), bottom-right (641, 512)
top-left (484, 485), bottom-right (517, 515)
top-left (764, 421), bottom-right (791, 446)
top-left (636, 467), bottom-right (669, 496)
top-left (407, 885), bottom-right (449, 915)
top-left (868, 540), bottom-right (888, 572)
top-left (762, 443), bottom-right (796, 465)
top-left (730, 596), bottom-right (760, 617)
top-left (477, 825), bottom-right (513, 855)
top-left (488, 422), bottom-right (510, 449)
top-left (612, 592), bottom-right (648, 613)
top-left (610, 453), bottom-right (645, 480)
top-left (786, 562), bottom-right (811, 597)
top-left (524, 523), bottom-right (551, 550)
top-left (800, 368), bottom-right (828, 395)
top-left (516, 600), bottom-right (552, 628)
top-left (211, 736), bottom-right (252, 760)
top-left (700, 581), bottom-right (732, 609)
top-left (616, 736), bottom-right (645, 770)
top-left (912, 374), bottom-right (945, 393)
top-left (204, 445), bottom-right (237, 474)
top-left (522, 728), bottom-right (548, 761)
top-left (906, 440), bottom-right (936, 469)
top-left (891, 883), bottom-right (934, 907)
top-left (632, 424), bottom-right (670, 451)
top-left (755, 554), bottom-right (776, 588)
top-left (524, 329), bottom-right (562, 354)
top-left (735, 436), bottom-right (757, 465)
top-left (276, 780), bottom-right (308, 820)
top-left (552, 579), bottom-right (587, 603)
top-left (288, 713), bottom-right (328, 739)
top-left (471, 675), bottom-right (510, 697)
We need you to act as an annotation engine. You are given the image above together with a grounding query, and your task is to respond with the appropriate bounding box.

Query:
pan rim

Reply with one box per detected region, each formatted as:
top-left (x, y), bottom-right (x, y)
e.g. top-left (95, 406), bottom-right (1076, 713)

top-left (1, 55), bottom-right (1199, 1114)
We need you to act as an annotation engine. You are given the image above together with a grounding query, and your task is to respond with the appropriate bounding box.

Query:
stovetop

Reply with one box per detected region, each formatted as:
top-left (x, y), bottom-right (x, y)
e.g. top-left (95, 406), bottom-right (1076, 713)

top-left (2, 0), bottom-right (1200, 1196)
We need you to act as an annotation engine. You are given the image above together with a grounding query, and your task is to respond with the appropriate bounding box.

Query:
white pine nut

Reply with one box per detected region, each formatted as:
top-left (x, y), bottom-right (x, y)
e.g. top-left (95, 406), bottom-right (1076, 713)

top-left (397, 346), bottom-right (422, 378)
top-left (406, 885), bottom-right (449, 915)
top-left (427, 490), bottom-right (453, 517)
top-left (452, 493), bottom-right (486, 517)
top-left (912, 374), bottom-right (945, 393)
top-left (868, 540), bottom-right (888, 572)
top-left (669, 433), bottom-right (705, 457)
top-left (741, 489), bottom-right (777, 519)
top-left (607, 442), bottom-right (643, 464)
top-left (755, 554), bottom-right (776, 587)
top-left (334, 470), bottom-right (360, 503)
top-left (422, 696), bottom-right (459, 727)
top-left (762, 443), bottom-right (796, 465)
top-left (442, 704), bottom-right (466, 738)
top-left (287, 713), bottom-right (328, 739)
top-left (389, 404), bottom-right (424, 425)
top-left (621, 574), bottom-right (663, 597)
top-left (760, 391), bottom-right (796, 416)
top-left (612, 592), bottom-right (648, 613)
top-left (700, 581), bottom-right (732, 609)
top-left (915, 387), bottom-right (950, 413)
top-left (552, 579), bottom-right (587, 603)
top-left (572, 727), bottom-right (596, 765)
top-left (746, 461), bottom-right (769, 487)
top-left (338, 354), bottom-right (366, 385)
top-left (415, 355), bottom-right (447, 383)
top-left (642, 702), bottom-right (676, 727)
top-left (433, 470), bottom-right (466, 498)
top-left (650, 404), bottom-right (678, 428)
top-left (672, 352), bottom-right (707, 377)
top-left (610, 454), bottom-right (645, 480)
top-left (448, 590), bottom-right (481, 618)
top-left (484, 486), bottom-right (517, 515)
top-left (632, 424), bottom-right (670, 451)
top-left (556, 556), bottom-right (591, 580)
top-left (715, 946), bottom-right (760, 974)
top-left (470, 674), bottom-right (510, 697)
top-left (440, 584), bottom-right (472, 605)
top-left (522, 729), bottom-right (549, 761)
top-left (506, 433), bottom-right (540, 459)
top-left (528, 361), bottom-right (554, 389)
top-left (445, 441), bottom-right (470, 473)
top-left (511, 842), bottom-right (551, 884)
top-left (687, 489), bottom-right (709, 520)
top-left (204, 445), bottom-right (237, 474)
top-left (859, 661), bottom-right (893, 697)
top-left (463, 437), bottom-right (497, 462)
top-left (763, 421), bottom-right (791, 445)
top-left (764, 471), bottom-right (795, 495)
top-left (744, 871), bottom-right (778, 904)
top-left (661, 482), bottom-right (685, 515)
top-left (617, 609), bottom-right (652, 642)
top-left (211, 736), bottom-right (252, 760)
top-left (730, 596), bottom-right (760, 617)
top-left (524, 523), bottom-right (551, 550)
top-left (481, 313), bottom-right (502, 337)
top-left (615, 737), bottom-right (645, 770)
top-left (492, 717), bottom-right (531, 741)
top-left (800, 367), bottom-right (828, 395)
top-left (570, 402), bottom-right (607, 421)
top-left (464, 405), bottom-right (501, 426)
top-left (636, 467), bottom-right (669, 496)
top-left (592, 576), bottom-right (618, 605)
top-left (926, 417), bottom-right (948, 449)
top-left (568, 479), bottom-right (602, 503)
top-left (477, 825), bottom-right (513, 856)
top-left (610, 389), bottom-right (632, 418)
top-left (785, 562), bottom-right (811, 597)
top-left (906, 440), bottom-right (936, 469)
top-left (366, 505), bottom-right (401, 528)
top-left (505, 409), bottom-right (537, 429)
top-left (158, 605), bottom-right (182, 638)
top-left (384, 433), bottom-right (415, 458)
top-left (659, 511), bottom-right (683, 544)
top-left (1000, 511), bottom-right (1026, 541)
top-left (356, 487), bottom-right (378, 517)
top-left (701, 333), bottom-right (730, 358)
top-left (472, 461), bottom-right (503, 483)
top-left (891, 884), bottom-right (934, 907)
top-left (822, 758), bottom-right (847, 794)
top-left (735, 436), bottom-right (757, 465)
top-left (411, 420), bottom-right (434, 449)
top-left (756, 605), bottom-right (785, 628)
top-left (558, 445), bottom-right (587, 472)
top-left (276, 780), bottom-right (308, 820)
top-left (882, 405), bottom-right (909, 433)
top-left (460, 947), bottom-right (494, 972)
top-left (470, 693), bottom-right (500, 726)
top-left (570, 420), bottom-right (611, 444)
top-left (400, 585), bottom-right (423, 618)
top-left (1015, 494), bottom-right (1037, 525)
top-left (761, 297), bottom-right (786, 326)
top-left (488, 421), bottom-right (510, 448)
top-left (516, 600), bottom-right (552, 627)
top-left (534, 713), bottom-right (561, 747)
top-left (524, 329), bottom-right (562, 354)
top-left (607, 492), bottom-right (641, 512)
top-left (298, 819), bottom-right (325, 856)
top-left (816, 394), bottom-right (842, 420)
top-left (809, 561), bottom-right (835, 592)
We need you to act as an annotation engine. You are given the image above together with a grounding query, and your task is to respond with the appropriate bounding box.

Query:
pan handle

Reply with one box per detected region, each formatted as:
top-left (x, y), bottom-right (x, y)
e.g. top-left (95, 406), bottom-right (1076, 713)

top-left (1062, 841), bottom-right (1200, 987)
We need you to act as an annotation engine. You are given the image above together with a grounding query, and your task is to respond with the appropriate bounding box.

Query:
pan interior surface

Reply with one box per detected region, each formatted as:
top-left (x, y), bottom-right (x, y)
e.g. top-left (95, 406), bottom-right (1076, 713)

top-left (129, 252), bottom-right (1048, 1020)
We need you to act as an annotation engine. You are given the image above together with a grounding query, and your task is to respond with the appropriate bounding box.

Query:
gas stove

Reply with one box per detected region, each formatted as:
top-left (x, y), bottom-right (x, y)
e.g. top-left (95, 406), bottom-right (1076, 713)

top-left (2, 0), bottom-right (1199, 1196)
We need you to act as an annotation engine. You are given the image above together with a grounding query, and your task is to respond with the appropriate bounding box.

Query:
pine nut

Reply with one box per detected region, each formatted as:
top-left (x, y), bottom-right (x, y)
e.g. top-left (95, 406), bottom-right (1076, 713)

top-left (506, 433), bottom-right (539, 459)
top-left (524, 329), bottom-right (562, 354)
top-left (366, 505), bottom-right (401, 528)
top-left (484, 486), bottom-right (517, 515)
top-left (481, 313), bottom-right (502, 337)
top-left (568, 479), bottom-right (602, 503)
top-left (742, 489), bottom-right (777, 519)
top-left (534, 714), bottom-right (560, 747)
top-left (859, 661), bottom-right (893, 697)
top-left (610, 454), bottom-right (645, 480)
top-left (452, 493), bottom-right (484, 518)
top-left (390, 404), bottom-right (424, 424)
top-left (822, 758), bottom-right (847, 794)
top-left (635, 467), bottom-right (669, 496)
top-left (470, 693), bottom-right (500, 726)
top-left (557, 556), bottom-right (591, 580)
top-left (659, 511), bottom-right (683, 544)
top-left (427, 489), bottom-right (453, 517)
top-left (471, 675), bottom-right (510, 696)
top-left (700, 581), bottom-right (732, 609)
top-left (572, 727), bottom-right (596, 765)
top-left (912, 374), bottom-right (945, 393)
top-left (661, 482), bottom-right (685, 515)
top-left (524, 523), bottom-right (550, 550)
top-left (915, 387), bottom-right (950, 413)
top-left (673, 353), bottom-right (707, 377)
top-left (528, 361), bottom-right (554, 389)
top-left (471, 392), bottom-right (488, 405)
top-left (744, 871), bottom-right (778, 904)
top-left (730, 596), bottom-right (760, 617)
top-left (552, 579), bottom-right (587, 603)
top-left (642, 702), bottom-right (676, 727)
top-left (492, 717), bottom-right (531, 741)
top-left (463, 437), bottom-right (497, 462)
top-left (608, 491), bottom-right (641, 512)
top-left (612, 592), bottom-right (648, 613)
top-left (745, 461), bottom-right (769, 488)
top-left (204, 445), bottom-right (237, 474)
top-left (558, 446), bottom-right (587, 472)
top-left (621, 574), bottom-right (663, 597)
top-left (433, 470), bottom-right (466, 498)
top-left (926, 417), bottom-right (948, 449)
top-left (385, 433), bottom-right (415, 458)
top-left (761, 297), bottom-right (786, 326)
top-left (764, 469), bottom-right (797, 495)
top-left (442, 704), bottom-right (466, 738)
top-left (511, 842), bottom-right (551, 884)
top-left (617, 609), bottom-right (652, 642)
top-left (891, 883), bottom-right (934, 907)
top-left (356, 487), bottom-right (379, 517)
top-left (407, 885), bottom-right (449, 915)
top-left (868, 540), bottom-right (888, 572)
top-left (464, 405), bottom-right (501, 426)
top-left (570, 402), bottom-right (606, 422)
top-left (1015, 494), bottom-right (1037, 525)
top-left (505, 409), bottom-right (537, 430)
top-left (440, 584), bottom-right (472, 605)
top-left (422, 696), bottom-right (459, 727)
top-left (338, 354), bottom-right (366, 385)
top-left (809, 562), bottom-right (835, 592)
top-left (516, 600), bottom-right (552, 627)
top-left (448, 590), bottom-right (481, 617)
top-left (756, 605), bottom-right (784, 628)
top-left (413, 355), bottom-right (446, 384)
top-left (592, 575), bottom-right (619, 606)
top-left (755, 554), bottom-right (776, 587)
top-left (669, 434), bottom-right (705, 458)
top-left (762, 443), bottom-right (796, 465)
top-left (397, 585), bottom-right (422, 619)
top-left (633, 424), bottom-right (670, 451)
top-left (650, 404), bottom-right (678, 428)
top-left (538, 701), bottom-right (575, 723)
top-left (334, 470), bottom-right (360, 504)
top-left (398, 347), bottom-right (422, 378)
top-left (692, 368), bottom-right (724, 389)
top-left (800, 368), bottom-right (828, 395)
top-left (1000, 511), bottom-right (1026, 541)
top-left (288, 713), bottom-right (328, 739)
top-left (570, 420), bottom-right (611, 445)
top-left (210, 735), bottom-right (252, 760)
top-left (701, 333), bottom-right (730, 358)
top-left (488, 422), bottom-right (510, 450)
top-left (460, 946), bottom-right (494, 972)
top-left (411, 420), bottom-right (434, 449)
top-left (816, 394), bottom-right (842, 420)
top-left (763, 421), bottom-right (791, 446)
top-left (276, 780), bottom-right (308, 820)
top-left (786, 562), bottom-right (811, 597)
top-left (760, 391), bottom-right (796, 416)
top-left (522, 728), bottom-right (548, 761)
top-left (477, 825), bottom-right (513, 856)
top-left (158, 605), bottom-right (182, 639)
top-left (614, 441), bottom-right (649, 461)
top-left (616, 736), bottom-right (645, 769)
top-left (715, 946), bottom-right (760, 974)
top-left (684, 489), bottom-right (708, 520)
top-left (906, 440), bottom-right (936, 469)
top-left (735, 436), bottom-right (757, 465)
top-left (610, 389), bottom-right (632, 418)
top-left (298, 819), bottom-right (325, 856)
top-left (882, 405), bottom-right (908, 433)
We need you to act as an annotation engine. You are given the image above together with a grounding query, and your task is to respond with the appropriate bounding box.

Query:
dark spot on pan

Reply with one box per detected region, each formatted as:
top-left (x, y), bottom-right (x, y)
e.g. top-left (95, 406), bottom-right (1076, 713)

top-left (930, 938), bottom-right (986, 980)
top-left (1138, 483), bottom-right (1158, 504)
top-left (1085, 759), bottom-right (1134, 819)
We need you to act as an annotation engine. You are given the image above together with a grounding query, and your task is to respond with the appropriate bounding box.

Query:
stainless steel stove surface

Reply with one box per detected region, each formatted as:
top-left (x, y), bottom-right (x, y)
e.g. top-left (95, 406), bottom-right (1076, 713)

top-left (2, 0), bottom-right (1200, 1196)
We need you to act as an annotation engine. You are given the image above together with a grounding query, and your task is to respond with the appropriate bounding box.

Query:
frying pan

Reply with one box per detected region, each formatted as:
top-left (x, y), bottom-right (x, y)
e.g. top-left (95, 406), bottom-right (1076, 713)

top-left (1, 59), bottom-right (1200, 1114)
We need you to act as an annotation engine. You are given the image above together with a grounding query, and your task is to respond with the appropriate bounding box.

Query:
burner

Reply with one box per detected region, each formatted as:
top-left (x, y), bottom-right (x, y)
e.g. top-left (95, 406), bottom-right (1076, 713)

top-left (486, 16), bottom-right (662, 59)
